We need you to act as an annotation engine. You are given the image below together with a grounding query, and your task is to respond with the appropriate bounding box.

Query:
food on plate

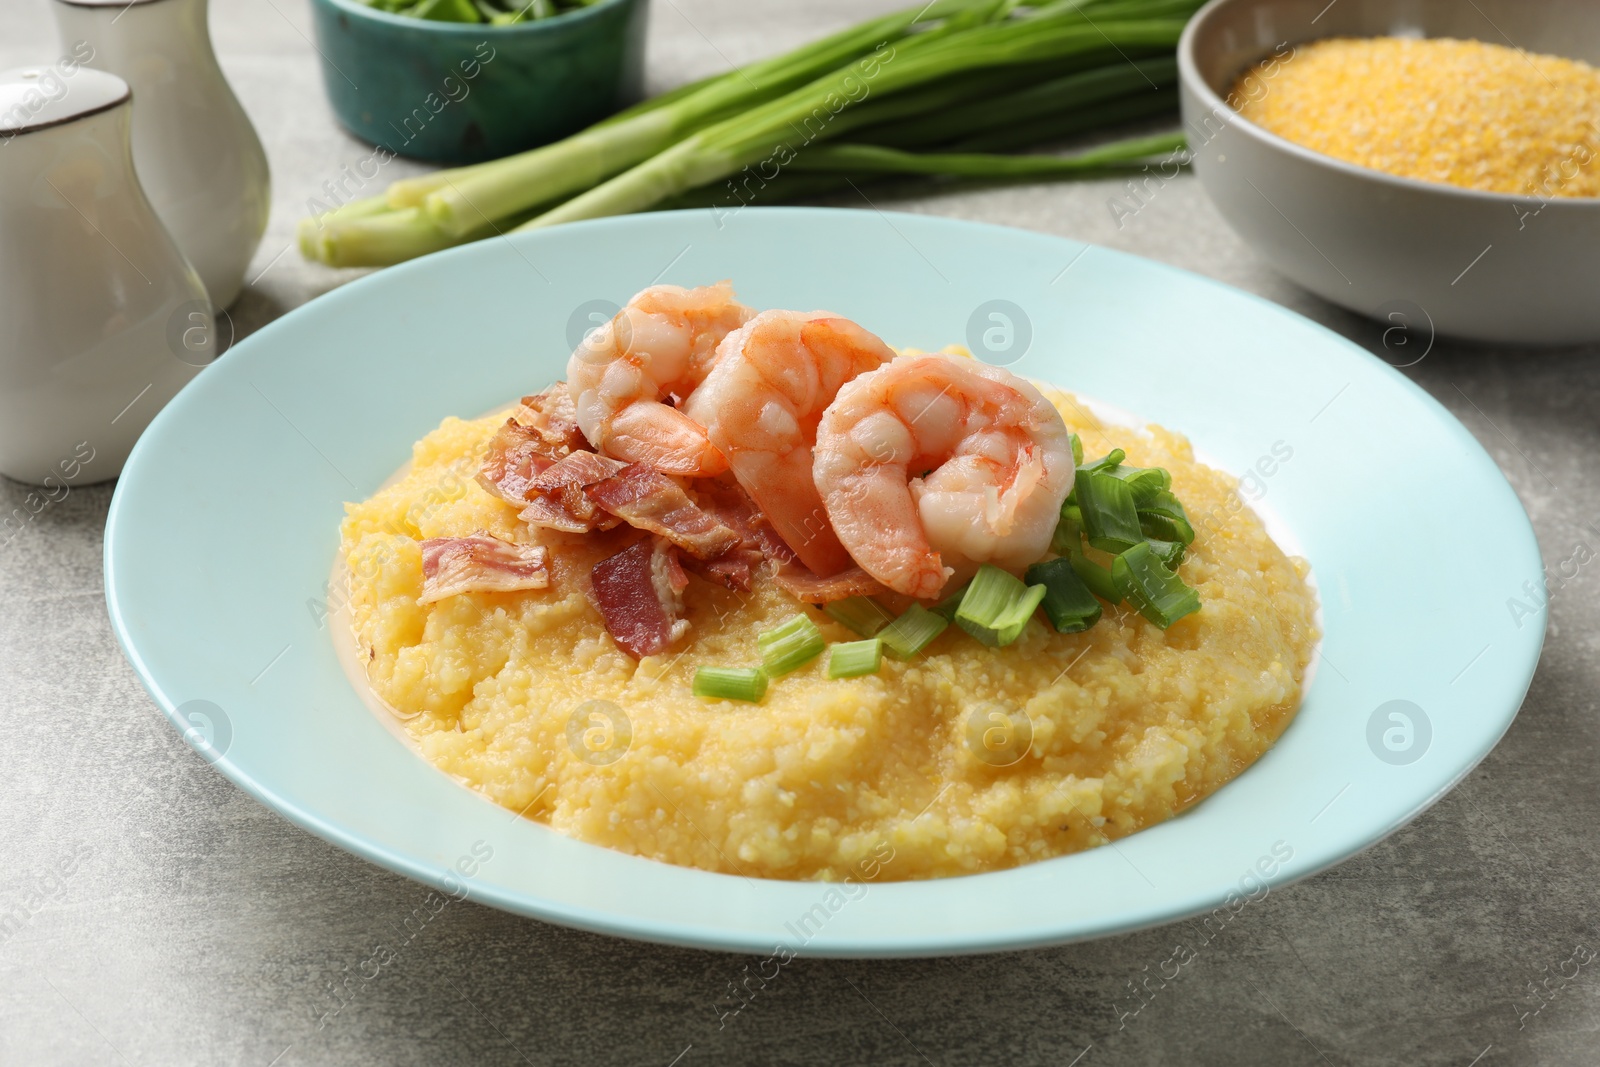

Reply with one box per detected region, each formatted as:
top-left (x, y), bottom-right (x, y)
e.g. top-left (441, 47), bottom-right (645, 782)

top-left (338, 282), bottom-right (1318, 880)
top-left (1232, 37), bottom-right (1600, 198)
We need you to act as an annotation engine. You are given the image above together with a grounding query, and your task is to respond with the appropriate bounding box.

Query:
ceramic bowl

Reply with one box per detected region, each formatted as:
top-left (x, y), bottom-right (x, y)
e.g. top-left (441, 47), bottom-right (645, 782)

top-left (308, 0), bottom-right (647, 165)
top-left (1178, 0), bottom-right (1600, 345)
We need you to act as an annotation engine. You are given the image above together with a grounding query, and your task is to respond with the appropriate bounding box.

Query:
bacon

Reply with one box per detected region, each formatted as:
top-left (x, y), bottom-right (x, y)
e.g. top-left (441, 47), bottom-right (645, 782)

top-left (476, 419), bottom-right (563, 505)
top-left (590, 537), bottom-right (689, 658)
top-left (587, 464), bottom-right (741, 560)
top-left (512, 383), bottom-right (588, 454)
top-left (680, 483), bottom-right (796, 592)
top-left (774, 562), bottom-right (888, 604)
top-left (517, 450), bottom-right (626, 533)
top-left (418, 533), bottom-right (549, 604)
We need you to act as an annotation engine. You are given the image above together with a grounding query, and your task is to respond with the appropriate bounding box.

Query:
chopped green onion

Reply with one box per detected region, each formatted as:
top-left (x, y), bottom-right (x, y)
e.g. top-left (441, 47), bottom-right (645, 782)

top-left (954, 564), bottom-right (1046, 647)
top-left (1139, 488), bottom-right (1196, 545)
top-left (931, 581), bottom-right (971, 620)
top-left (1069, 432), bottom-right (1084, 468)
top-left (1025, 558), bottom-right (1103, 634)
top-left (1105, 463), bottom-right (1171, 505)
top-left (880, 603), bottom-right (949, 659)
top-left (1070, 549), bottom-right (1120, 604)
top-left (1080, 448), bottom-right (1126, 474)
top-left (692, 666), bottom-right (769, 702)
top-left (823, 596), bottom-right (894, 637)
top-left (1049, 506), bottom-right (1082, 556)
top-left (1146, 537), bottom-right (1185, 569)
top-left (1112, 542), bottom-right (1201, 629)
top-left (1075, 469), bottom-right (1144, 555)
top-left (828, 638), bottom-right (883, 679)
top-left (758, 613), bottom-right (826, 676)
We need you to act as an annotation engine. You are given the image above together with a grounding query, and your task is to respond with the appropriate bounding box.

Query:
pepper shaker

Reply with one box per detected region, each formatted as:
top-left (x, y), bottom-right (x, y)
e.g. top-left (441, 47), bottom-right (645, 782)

top-left (0, 64), bottom-right (211, 485)
top-left (52, 0), bottom-right (271, 309)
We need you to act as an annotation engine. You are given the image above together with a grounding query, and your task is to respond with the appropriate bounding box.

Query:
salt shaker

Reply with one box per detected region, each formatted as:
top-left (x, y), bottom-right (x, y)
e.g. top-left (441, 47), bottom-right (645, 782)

top-left (52, 0), bottom-right (271, 309)
top-left (0, 63), bottom-right (212, 486)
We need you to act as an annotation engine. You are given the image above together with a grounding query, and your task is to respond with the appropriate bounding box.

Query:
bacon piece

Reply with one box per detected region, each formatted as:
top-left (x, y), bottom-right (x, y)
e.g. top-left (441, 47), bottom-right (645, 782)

top-left (512, 383), bottom-right (588, 454)
top-left (517, 450), bottom-right (626, 533)
top-left (680, 483), bottom-right (796, 591)
top-left (774, 562), bottom-right (888, 604)
top-left (477, 419), bottom-right (563, 505)
top-left (418, 533), bottom-right (549, 604)
top-left (590, 537), bottom-right (690, 658)
top-left (587, 464), bottom-right (741, 560)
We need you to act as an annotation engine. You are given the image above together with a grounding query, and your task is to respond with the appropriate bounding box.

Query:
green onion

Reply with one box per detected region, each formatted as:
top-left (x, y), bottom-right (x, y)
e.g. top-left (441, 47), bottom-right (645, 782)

top-left (1075, 469), bottom-right (1144, 554)
top-left (954, 564), bottom-right (1046, 647)
top-left (1146, 537), bottom-right (1185, 569)
top-left (1105, 463), bottom-right (1170, 504)
top-left (1079, 448), bottom-right (1126, 474)
top-left (757, 613), bottom-right (826, 676)
top-left (1138, 488), bottom-right (1195, 545)
top-left (1069, 432), bottom-right (1084, 468)
top-left (823, 596), bottom-right (895, 637)
top-left (828, 638), bottom-right (883, 679)
top-left (692, 666), bottom-right (769, 702)
top-left (1025, 559), bottom-right (1102, 633)
top-left (931, 581), bottom-right (971, 620)
top-left (1049, 504), bottom-right (1082, 556)
top-left (880, 603), bottom-right (949, 659)
top-left (1070, 548), bottom-right (1120, 603)
top-left (1112, 542), bottom-right (1200, 629)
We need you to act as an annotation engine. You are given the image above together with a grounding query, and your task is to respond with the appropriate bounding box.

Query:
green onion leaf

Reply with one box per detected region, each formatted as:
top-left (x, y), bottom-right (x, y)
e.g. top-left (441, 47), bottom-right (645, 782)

top-left (757, 613), bottom-right (826, 676)
top-left (823, 596), bottom-right (895, 637)
top-left (1069, 548), bottom-right (1120, 604)
top-left (1139, 488), bottom-right (1196, 545)
top-left (692, 666), bottom-right (769, 702)
top-left (1080, 448), bottom-right (1126, 474)
top-left (1105, 463), bottom-right (1171, 505)
top-left (931, 581), bottom-right (971, 621)
top-left (1146, 537), bottom-right (1185, 569)
top-left (1075, 469), bottom-right (1144, 555)
top-left (1112, 542), bottom-right (1201, 629)
top-left (1049, 506), bottom-right (1082, 557)
top-left (880, 603), bottom-right (949, 659)
top-left (954, 564), bottom-right (1047, 647)
top-left (828, 638), bottom-right (883, 679)
top-left (1025, 558), bottom-right (1103, 634)
top-left (1069, 432), bottom-right (1084, 468)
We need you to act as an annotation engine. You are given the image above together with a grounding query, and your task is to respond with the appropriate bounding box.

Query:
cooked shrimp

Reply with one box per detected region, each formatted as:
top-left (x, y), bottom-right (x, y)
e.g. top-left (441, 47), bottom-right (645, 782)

top-left (813, 354), bottom-right (1074, 599)
top-left (682, 310), bottom-right (894, 576)
top-left (567, 281), bottom-right (754, 476)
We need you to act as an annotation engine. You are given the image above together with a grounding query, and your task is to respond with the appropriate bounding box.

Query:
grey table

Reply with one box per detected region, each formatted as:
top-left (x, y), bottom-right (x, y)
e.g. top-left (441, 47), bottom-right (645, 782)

top-left (3, 1), bottom-right (1597, 1064)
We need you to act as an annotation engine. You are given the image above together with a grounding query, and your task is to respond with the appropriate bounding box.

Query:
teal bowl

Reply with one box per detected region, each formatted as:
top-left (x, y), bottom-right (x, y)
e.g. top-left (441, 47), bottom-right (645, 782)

top-left (308, 0), bottom-right (648, 164)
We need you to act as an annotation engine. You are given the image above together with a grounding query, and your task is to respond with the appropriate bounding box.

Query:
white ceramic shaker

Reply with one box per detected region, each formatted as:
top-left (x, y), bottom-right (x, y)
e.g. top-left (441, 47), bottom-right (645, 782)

top-left (0, 64), bottom-right (212, 485)
top-left (52, 0), bottom-right (271, 309)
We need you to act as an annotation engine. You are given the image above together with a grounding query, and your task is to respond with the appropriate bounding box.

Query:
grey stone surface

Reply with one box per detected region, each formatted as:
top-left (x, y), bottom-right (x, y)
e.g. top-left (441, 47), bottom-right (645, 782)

top-left (2, 0), bottom-right (1597, 1064)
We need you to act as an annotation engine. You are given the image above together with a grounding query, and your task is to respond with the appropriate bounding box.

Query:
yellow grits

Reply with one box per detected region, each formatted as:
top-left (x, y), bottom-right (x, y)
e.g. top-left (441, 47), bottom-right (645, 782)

top-left (339, 388), bottom-right (1318, 882)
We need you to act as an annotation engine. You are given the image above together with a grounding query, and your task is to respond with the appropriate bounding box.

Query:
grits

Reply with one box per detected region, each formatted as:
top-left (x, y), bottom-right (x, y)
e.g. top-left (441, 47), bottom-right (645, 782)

top-left (339, 389), bottom-right (1318, 881)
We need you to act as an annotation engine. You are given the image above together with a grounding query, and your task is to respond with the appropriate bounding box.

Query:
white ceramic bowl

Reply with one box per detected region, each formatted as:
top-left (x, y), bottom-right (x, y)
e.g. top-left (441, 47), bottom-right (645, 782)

top-left (1178, 0), bottom-right (1600, 345)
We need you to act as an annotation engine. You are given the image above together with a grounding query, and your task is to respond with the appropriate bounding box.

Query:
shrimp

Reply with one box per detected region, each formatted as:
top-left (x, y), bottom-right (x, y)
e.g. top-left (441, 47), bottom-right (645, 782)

top-left (566, 281), bottom-right (754, 476)
top-left (682, 310), bottom-right (895, 576)
top-left (812, 354), bottom-right (1075, 599)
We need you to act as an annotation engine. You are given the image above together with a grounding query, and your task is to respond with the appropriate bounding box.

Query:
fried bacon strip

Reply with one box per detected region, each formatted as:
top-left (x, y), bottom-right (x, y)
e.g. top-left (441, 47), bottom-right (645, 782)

top-left (773, 562), bottom-right (888, 604)
top-left (587, 464), bottom-right (741, 560)
top-left (512, 383), bottom-right (588, 454)
top-left (680, 483), bottom-right (796, 592)
top-left (476, 420), bottom-right (562, 505)
top-left (418, 533), bottom-right (549, 604)
top-left (590, 537), bottom-right (689, 658)
top-left (518, 450), bottom-right (626, 533)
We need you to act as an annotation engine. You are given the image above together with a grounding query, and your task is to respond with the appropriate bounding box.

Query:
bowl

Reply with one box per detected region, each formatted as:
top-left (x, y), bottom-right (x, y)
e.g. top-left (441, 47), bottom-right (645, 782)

top-left (308, 0), bottom-right (647, 165)
top-left (1177, 0), bottom-right (1600, 345)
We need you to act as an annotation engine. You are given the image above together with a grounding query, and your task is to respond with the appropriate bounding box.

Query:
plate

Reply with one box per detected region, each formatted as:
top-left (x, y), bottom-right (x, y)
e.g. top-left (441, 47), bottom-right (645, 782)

top-left (104, 207), bottom-right (1544, 957)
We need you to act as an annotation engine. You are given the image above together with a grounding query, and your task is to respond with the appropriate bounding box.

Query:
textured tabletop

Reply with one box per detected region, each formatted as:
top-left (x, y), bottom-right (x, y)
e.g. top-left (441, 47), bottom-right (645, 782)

top-left (2, 1), bottom-right (1597, 1064)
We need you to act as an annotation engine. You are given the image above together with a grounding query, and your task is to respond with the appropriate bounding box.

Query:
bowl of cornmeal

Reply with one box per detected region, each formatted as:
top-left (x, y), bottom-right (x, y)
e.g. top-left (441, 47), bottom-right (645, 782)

top-left (1179, 0), bottom-right (1600, 345)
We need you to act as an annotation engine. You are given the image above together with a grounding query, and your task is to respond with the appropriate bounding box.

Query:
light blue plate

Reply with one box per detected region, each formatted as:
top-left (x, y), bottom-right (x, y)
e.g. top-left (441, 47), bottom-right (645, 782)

top-left (104, 208), bottom-right (1544, 957)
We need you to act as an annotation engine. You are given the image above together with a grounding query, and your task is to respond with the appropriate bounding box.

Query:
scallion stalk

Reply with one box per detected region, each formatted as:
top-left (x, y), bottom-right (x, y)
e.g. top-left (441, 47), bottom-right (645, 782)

top-left (823, 596), bottom-right (895, 637)
top-left (758, 613), bottom-right (826, 676)
top-left (1112, 541), bottom-right (1200, 628)
top-left (931, 581), bottom-right (971, 620)
top-left (1070, 548), bottom-right (1120, 603)
top-left (1069, 432), bottom-right (1084, 468)
top-left (1025, 558), bottom-right (1103, 633)
top-left (953, 564), bottom-right (1046, 647)
top-left (692, 666), bottom-right (769, 702)
top-left (1138, 488), bottom-right (1196, 545)
top-left (1079, 448), bottom-right (1127, 474)
top-left (880, 603), bottom-right (949, 659)
top-left (828, 638), bottom-right (883, 678)
top-left (1105, 463), bottom-right (1170, 504)
top-left (1075, 469), bottom-right (1143, 554)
